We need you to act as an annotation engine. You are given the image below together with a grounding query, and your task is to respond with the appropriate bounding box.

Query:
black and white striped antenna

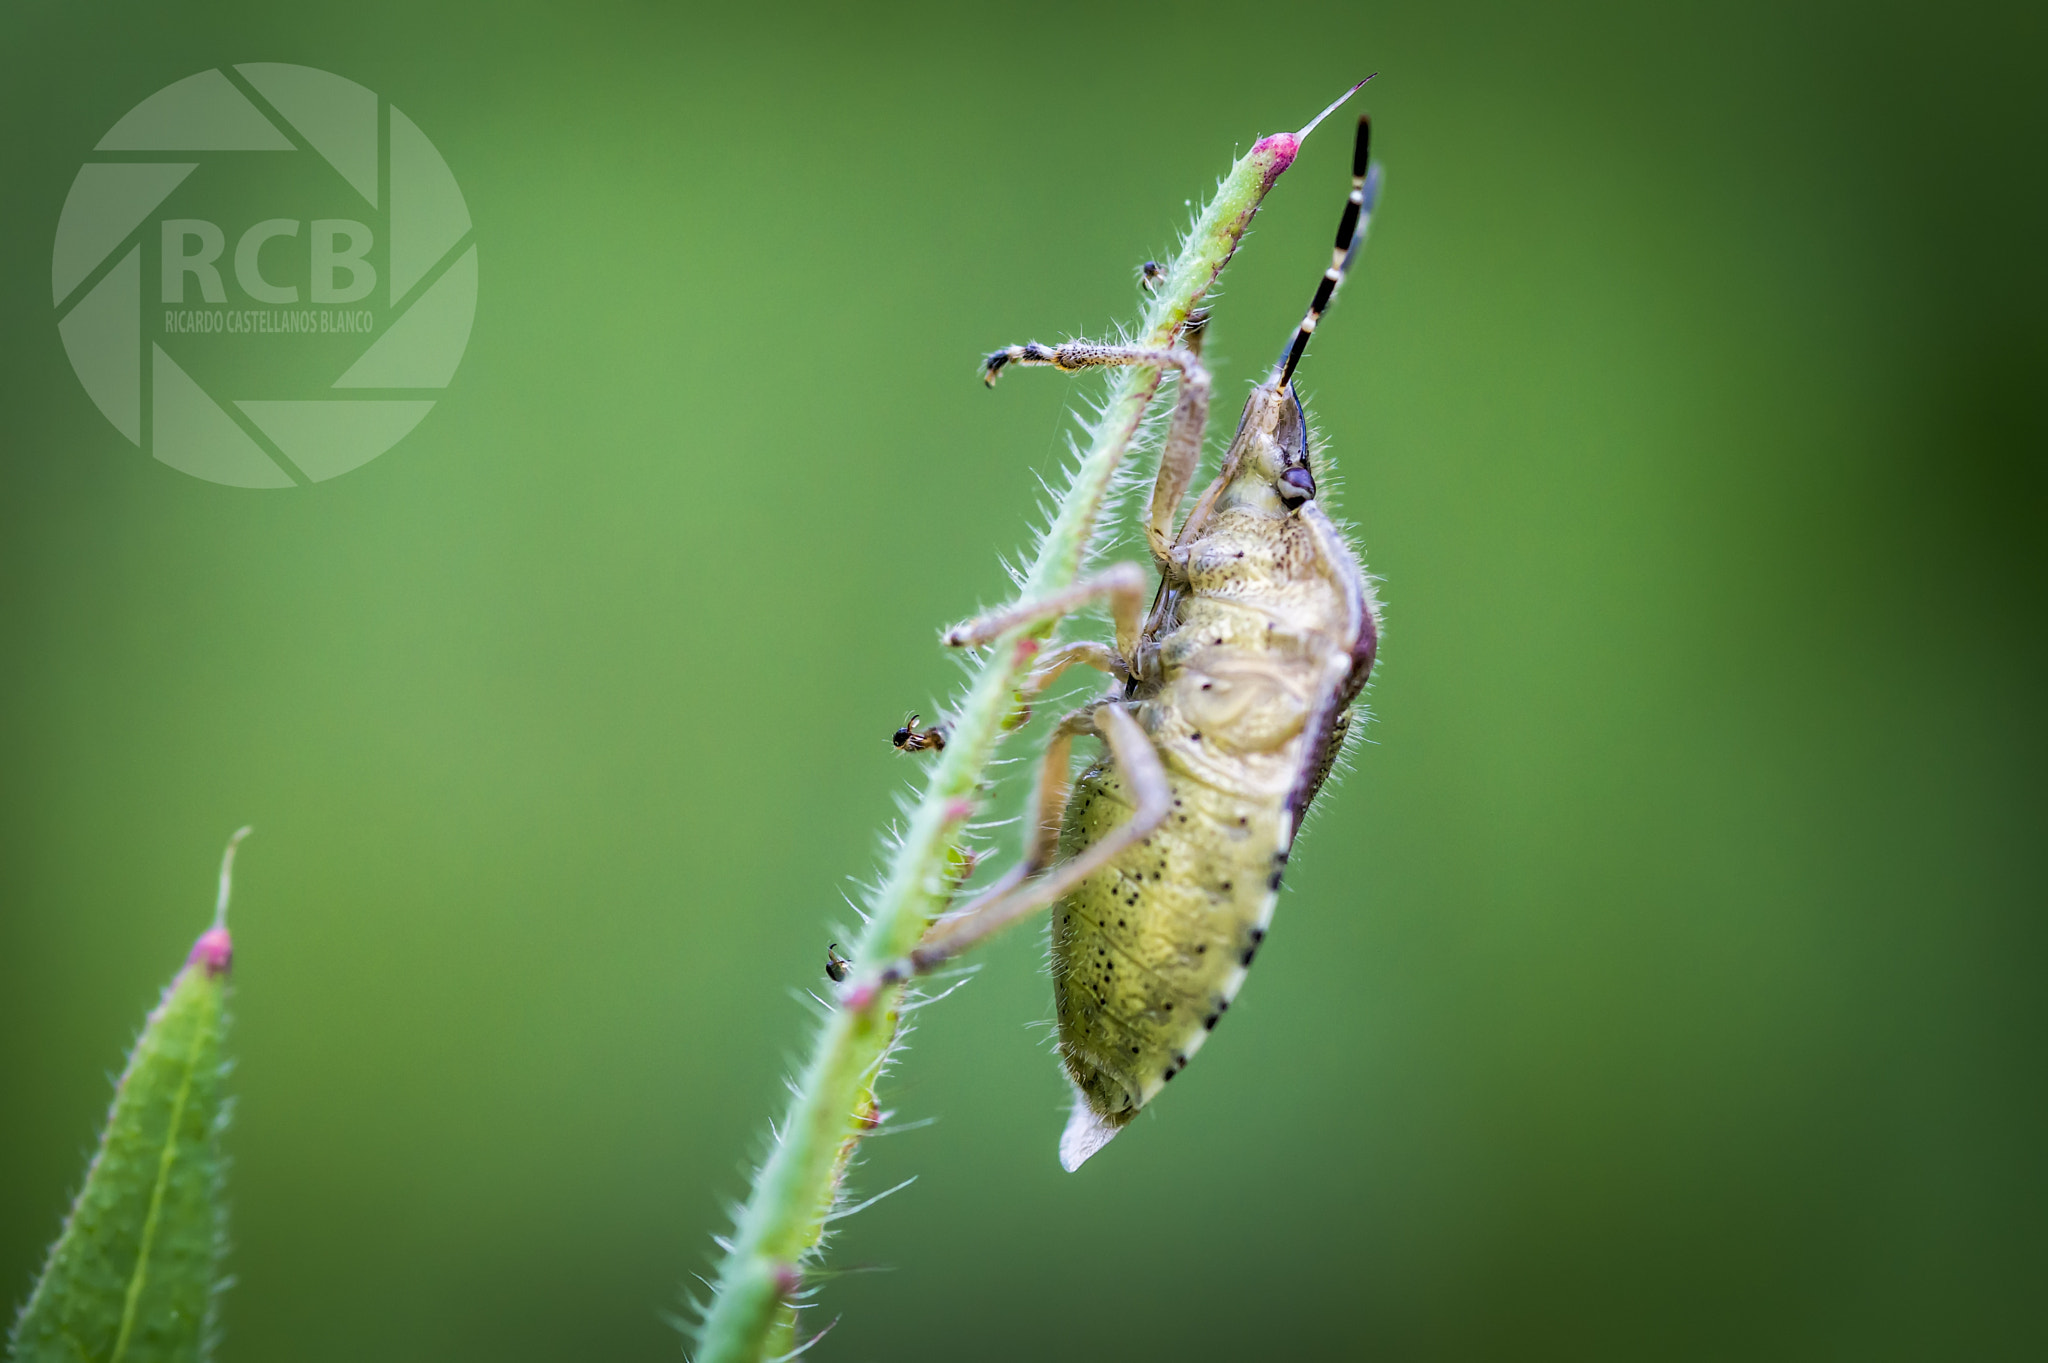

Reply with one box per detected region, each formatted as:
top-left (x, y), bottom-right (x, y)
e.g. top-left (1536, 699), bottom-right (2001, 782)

top-left (1274, 116), bottom-right (1381, 389)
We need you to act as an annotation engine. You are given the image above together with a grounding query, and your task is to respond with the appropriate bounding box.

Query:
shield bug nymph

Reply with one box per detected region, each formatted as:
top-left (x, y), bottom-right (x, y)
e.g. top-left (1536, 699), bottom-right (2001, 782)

top-left (862, 106), bottom-right (1383, 1171)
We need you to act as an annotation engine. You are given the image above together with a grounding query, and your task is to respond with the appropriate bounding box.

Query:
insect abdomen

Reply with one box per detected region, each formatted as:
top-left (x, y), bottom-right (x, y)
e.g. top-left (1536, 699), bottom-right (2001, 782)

top-left (1051, 757), bottom-right (1286, 1127)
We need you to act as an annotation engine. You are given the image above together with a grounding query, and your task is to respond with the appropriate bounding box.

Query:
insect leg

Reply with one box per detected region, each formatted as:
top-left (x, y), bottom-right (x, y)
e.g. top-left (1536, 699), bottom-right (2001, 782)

top-left (846, 707), bottom-right (1097, 1000)
top-left (981, 340), bottom-right (1211, 573)
top-left (1024, 641), bottom-right (1127, 693)
top-left (1143, 312), bottom-right (1214, 570)
top-left (981, 339), bottom-right (1202, 391)
top-left (942, 562), bottom-right (1150, 664)
top-left (860, 702), bottom-right (1171, 986)
top-left (997, 641), bottom-right (1128, 734)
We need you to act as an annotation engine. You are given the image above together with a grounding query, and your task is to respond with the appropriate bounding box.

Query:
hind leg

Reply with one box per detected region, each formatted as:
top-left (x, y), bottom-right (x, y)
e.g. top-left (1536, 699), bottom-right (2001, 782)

top-left (852, 701), bottom-right (1169, 991)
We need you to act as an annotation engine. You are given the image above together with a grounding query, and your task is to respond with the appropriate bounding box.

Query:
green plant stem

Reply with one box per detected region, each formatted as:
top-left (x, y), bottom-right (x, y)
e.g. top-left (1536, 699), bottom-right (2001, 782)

top-left (693, 129), bottom-right (1303, 1363)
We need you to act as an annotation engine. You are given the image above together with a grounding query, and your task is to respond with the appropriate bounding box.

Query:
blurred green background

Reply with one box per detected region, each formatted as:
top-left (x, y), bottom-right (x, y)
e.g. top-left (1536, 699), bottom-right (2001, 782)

top-left (3, 1), bottom-right (2042, 1359)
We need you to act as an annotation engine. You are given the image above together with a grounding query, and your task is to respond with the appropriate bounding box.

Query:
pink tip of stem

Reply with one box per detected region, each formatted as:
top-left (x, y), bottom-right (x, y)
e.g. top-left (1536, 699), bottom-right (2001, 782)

top-left (943, 798), bottom-right (977, 823)
top-left (1257, 76), bottom-right (1375, 184)
top-left (1252, 131), bottom-right (1301, 174)
top-left (187, 925), bottom-right (233, 977)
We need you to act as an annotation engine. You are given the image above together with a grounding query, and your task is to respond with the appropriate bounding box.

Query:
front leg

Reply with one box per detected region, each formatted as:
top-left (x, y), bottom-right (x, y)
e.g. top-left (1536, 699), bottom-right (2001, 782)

top-left (981, 339), bottom-right (1211, 574)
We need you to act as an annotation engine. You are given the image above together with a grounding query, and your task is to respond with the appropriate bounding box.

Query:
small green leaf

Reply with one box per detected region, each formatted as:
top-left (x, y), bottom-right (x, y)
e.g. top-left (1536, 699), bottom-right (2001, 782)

top-left (9, 829), bottom-right (250, 1363)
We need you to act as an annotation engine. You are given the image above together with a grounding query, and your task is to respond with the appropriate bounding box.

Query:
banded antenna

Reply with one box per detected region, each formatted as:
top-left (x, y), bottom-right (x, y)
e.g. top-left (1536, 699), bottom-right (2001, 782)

top-left (1274, 116), bottom-right (1382, 389)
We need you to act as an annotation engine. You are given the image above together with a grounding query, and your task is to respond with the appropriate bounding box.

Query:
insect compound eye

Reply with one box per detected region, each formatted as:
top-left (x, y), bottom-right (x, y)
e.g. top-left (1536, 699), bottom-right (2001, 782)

top-left (1278, 466), bottom-right (1317, 508)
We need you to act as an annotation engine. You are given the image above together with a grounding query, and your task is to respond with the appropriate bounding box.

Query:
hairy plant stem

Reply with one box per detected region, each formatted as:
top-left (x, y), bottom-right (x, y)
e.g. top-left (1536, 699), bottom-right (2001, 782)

top-left (694, 128), bottom-right (1305, 1363)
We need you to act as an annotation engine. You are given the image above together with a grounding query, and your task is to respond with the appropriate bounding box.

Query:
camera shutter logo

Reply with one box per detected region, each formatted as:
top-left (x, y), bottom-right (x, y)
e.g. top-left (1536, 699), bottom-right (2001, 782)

top-left (52, 66), bottom-right (476, 486)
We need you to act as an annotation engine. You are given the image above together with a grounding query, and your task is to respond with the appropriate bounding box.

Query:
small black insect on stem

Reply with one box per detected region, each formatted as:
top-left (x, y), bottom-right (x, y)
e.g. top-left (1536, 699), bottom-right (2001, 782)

top-left (891, 713), bottom-right (946, 754)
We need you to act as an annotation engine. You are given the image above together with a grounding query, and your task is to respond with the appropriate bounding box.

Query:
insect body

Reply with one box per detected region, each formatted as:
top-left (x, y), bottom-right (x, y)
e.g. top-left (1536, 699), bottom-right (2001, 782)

top-left (1021, 117), bottom-right (1380, 1169)
top-left (891, 713), bottom-right (947, 754)
top-left (1049, 341), bottom-right (1376, 1167)
top-left (866, 110), bottom-right (1382, 1171)
top-left (825, 943), bottom-right (853, 983)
